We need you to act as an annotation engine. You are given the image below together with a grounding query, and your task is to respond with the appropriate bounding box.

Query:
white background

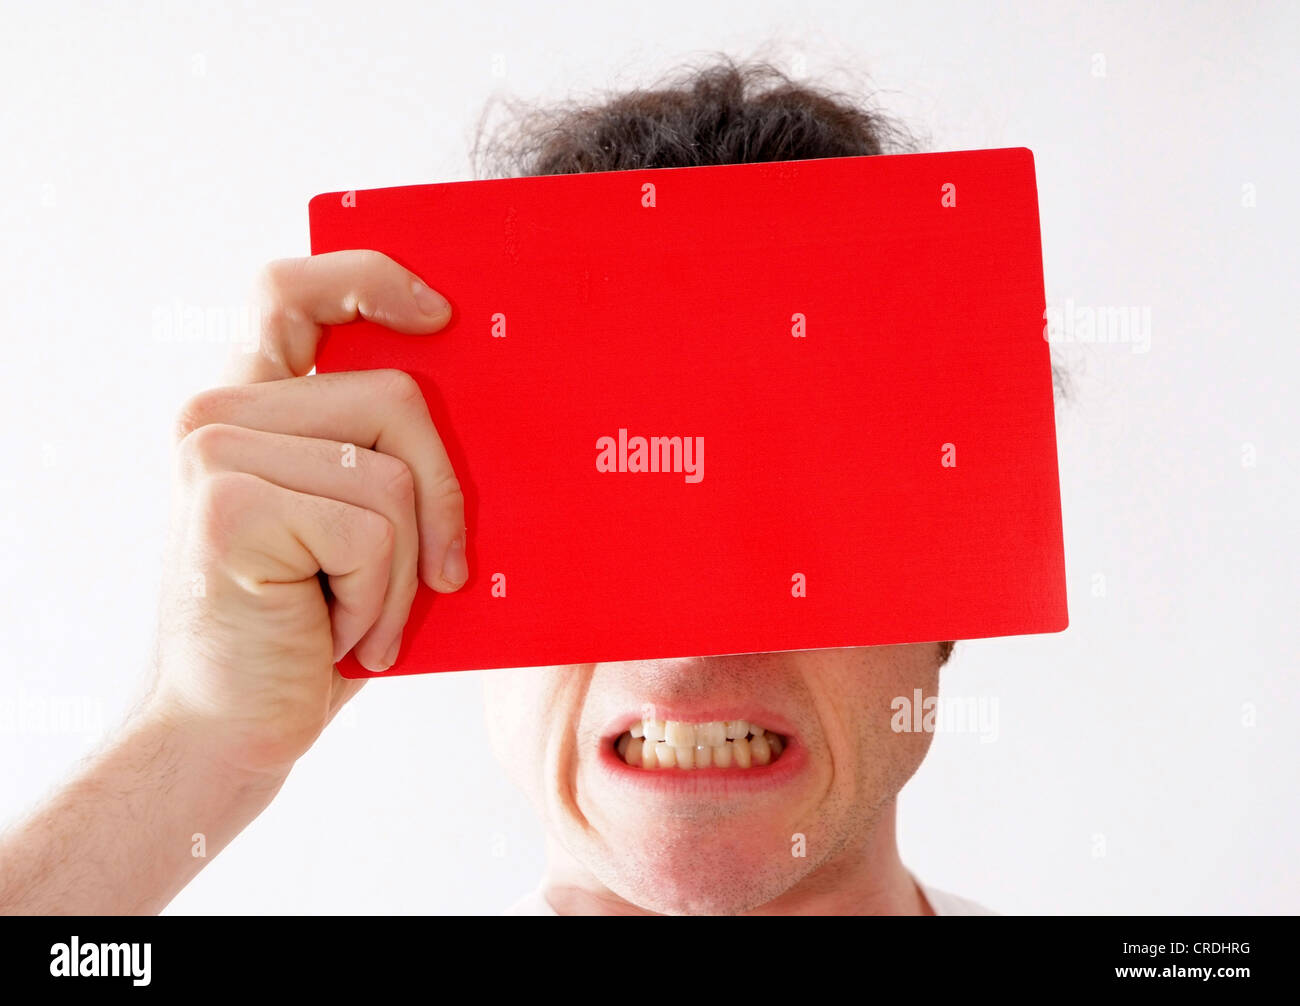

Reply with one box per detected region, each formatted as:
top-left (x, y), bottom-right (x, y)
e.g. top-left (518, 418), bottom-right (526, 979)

top-left (1, 1), bottom-right (1295, 914)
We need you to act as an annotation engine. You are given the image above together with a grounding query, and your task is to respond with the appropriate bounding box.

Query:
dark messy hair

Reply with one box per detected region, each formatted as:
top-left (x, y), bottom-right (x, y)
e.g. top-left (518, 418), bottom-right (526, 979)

top-left (472, 56), bottom-right (916, 176)
top-left (474, 56), bottom-right (955, 667)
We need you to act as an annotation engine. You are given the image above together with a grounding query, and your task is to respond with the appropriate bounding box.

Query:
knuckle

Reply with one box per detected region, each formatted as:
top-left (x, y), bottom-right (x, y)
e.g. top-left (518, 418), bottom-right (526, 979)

top-left (257, 301), bottom-right (299, 340)
top-left (193, 471), bottom-right (264, 553)
top-left (174, 386), bottom-right (242, 443)
top-left (377, 369), bottom-right (426, 413)
top-left (255, 258), bottom-right (305, 302)
top-left (253, 260), bottom-right (309, 332)
top-left (202, 470), bottom-right (262, 512)
top-left (375, 456), bottom-right (416, 509)
top-left (429, 470), bottom-right (465, 507)
top-left (342, 252), bottom-right (396, 319)
top-left (175, 422), bottom-right (240, 475)
top-left (359, 509), bottom-right (396, 556)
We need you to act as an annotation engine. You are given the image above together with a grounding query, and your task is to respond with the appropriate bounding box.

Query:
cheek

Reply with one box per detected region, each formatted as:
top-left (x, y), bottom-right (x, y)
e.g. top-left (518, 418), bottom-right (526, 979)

top-left (865, 713), bottom-right (936, 795)
top-left (869, 650), bottom-right (942, 788)
top-left (819, 647), bottom-right (941, 797)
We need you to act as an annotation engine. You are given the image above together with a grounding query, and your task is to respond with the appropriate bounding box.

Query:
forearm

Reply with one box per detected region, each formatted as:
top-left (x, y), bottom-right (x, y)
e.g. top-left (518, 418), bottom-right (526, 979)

top-left (0, 703), bottom-right (286, 915)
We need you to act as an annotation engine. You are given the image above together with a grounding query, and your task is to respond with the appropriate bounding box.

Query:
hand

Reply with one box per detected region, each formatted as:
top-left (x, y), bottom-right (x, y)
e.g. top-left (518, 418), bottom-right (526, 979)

top-left (149, 250), bottom-right (466, 778)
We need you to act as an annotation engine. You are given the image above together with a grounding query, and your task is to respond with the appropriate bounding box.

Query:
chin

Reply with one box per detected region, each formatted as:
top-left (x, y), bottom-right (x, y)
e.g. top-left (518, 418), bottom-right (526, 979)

top-left (587, 819), bottom-right (809, 915)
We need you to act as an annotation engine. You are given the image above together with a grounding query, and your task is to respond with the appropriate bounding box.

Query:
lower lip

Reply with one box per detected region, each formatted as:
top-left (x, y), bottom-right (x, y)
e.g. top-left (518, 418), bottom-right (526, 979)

top-left (596, 735), bottom-right (808, 797)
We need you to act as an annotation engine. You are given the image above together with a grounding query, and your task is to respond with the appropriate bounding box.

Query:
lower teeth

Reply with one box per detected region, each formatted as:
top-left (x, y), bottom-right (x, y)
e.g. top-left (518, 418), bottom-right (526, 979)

top-left (616, 730), bottom-right (785, 770)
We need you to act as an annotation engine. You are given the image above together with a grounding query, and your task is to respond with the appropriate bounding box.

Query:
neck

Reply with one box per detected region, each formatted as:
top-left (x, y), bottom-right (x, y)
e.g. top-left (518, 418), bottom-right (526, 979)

top-left (539, 800), bottom-right (931, 916)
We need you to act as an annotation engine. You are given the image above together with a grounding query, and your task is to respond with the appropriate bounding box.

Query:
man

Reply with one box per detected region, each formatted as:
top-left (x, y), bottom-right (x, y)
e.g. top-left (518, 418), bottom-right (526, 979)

top-left (0, 59), bottom-right (992, 916)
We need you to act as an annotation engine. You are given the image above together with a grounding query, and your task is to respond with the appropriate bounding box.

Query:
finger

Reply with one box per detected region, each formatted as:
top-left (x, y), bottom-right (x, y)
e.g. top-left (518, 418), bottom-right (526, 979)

top-left (177, 369), bottom-right (467, 592)
top-left (227, 250), bottom-right (453, 385)
top-left (196, 471), bottom-right (395, 663)
top-left (178, 422), bottom-right (419, 671)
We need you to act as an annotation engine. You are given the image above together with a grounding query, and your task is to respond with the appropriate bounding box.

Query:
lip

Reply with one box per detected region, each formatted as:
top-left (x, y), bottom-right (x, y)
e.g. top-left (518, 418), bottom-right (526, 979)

top-left (596, 706), bottom-right (806, 797)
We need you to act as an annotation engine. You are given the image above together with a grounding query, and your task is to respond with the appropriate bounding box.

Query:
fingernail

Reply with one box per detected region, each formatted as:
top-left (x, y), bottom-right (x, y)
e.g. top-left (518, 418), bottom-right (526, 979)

top-left (440, 536), bottom-right (468, 587)
top-left (411, 279), bottom-right (450, 319)
top-left (382, 631), bottom-right (402, 669)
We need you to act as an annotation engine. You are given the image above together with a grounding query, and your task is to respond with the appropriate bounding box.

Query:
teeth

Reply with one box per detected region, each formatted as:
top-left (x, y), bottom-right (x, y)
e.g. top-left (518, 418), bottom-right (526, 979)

top-left (697, 721), bottom-right (726, 746)
top-left (616, 717), bottom-right (786, 769)
top-left (664, 721), bottom-right (696, 747)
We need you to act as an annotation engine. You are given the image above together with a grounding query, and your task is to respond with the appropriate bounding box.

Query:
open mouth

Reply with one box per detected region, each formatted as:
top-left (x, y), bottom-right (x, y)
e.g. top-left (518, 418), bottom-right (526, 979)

top-left (614, 719), bottom-right (787, 770)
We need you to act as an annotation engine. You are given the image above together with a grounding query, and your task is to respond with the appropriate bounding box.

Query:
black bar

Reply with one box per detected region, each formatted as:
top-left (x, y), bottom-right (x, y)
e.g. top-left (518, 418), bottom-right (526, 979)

top-left (0, 915), bottom-right (1281, 992)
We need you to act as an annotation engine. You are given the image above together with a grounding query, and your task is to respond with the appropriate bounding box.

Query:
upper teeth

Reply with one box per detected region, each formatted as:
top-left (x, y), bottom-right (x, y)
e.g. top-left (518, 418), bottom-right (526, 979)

top-left (633, 719), bottom-right (754, 744)
top-left (617, 718), bottom-right (785, 770)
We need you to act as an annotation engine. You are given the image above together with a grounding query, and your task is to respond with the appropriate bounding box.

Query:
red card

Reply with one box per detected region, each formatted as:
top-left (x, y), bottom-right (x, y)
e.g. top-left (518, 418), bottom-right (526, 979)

top-left (310, 148), bottom-right (1067, 677)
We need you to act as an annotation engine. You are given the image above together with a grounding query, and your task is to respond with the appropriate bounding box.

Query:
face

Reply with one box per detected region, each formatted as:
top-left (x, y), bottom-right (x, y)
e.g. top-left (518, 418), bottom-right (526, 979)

top-left (483, 644), bottom-right (942, 914)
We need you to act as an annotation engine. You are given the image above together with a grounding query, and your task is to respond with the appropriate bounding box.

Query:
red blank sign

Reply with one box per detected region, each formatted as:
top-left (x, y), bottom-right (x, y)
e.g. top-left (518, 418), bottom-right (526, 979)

top-left (310, 147), bottom-right (1067, 677)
